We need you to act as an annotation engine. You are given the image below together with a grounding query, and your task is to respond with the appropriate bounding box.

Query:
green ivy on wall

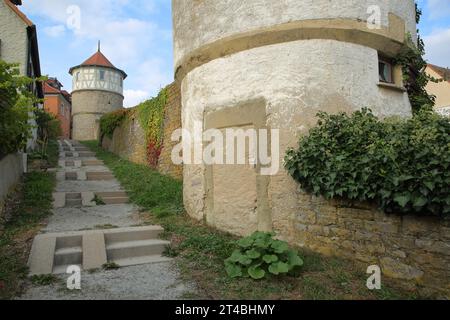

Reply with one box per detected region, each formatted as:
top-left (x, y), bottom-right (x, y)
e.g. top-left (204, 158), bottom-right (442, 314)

top-left (99, 87), bottom-right (170, 168)
top-left (99, 109), bottom-right (129, 139)
top-left (137, 87), bottom-right (169, 168)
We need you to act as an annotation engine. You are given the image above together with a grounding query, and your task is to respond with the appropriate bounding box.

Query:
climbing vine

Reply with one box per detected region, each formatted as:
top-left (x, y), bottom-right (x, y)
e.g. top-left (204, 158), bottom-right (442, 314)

top-left (99, 109), bottom-right (129, 139)
top-left (137, 88), bottom-right (168, 168)
top-left (393, 3), bottom-right (439, 114)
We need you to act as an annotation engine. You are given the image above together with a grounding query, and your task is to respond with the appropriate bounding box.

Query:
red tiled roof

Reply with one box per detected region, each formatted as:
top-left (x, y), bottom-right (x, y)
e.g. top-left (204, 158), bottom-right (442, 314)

top-left (43, 82), bottom-right (60, 94)
top-left (4, 0), bottom-right (33, 27)
top-left (81, 51), bottom-right (116, 68)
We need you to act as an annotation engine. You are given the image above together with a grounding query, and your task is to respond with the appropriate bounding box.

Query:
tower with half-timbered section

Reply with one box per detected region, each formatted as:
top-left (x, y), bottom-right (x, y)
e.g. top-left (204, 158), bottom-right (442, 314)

top-left (69, 44), bottom-right (127, 140)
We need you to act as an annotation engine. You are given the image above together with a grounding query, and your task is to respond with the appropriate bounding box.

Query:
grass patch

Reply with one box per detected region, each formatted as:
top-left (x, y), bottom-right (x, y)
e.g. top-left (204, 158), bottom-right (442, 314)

top-left (30, 274), bottom-right (58, 286)
top-left (83, 141), bottom-right (421, 300)
top-left (0, 171), bottom-right (56, 299)
top-left (81, 141), bottom-right (183, 217)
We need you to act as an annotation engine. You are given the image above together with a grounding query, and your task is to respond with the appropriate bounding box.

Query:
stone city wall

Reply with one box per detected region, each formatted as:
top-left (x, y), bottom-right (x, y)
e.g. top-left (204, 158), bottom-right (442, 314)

top-left (102, 83), bottom-right (182, 180)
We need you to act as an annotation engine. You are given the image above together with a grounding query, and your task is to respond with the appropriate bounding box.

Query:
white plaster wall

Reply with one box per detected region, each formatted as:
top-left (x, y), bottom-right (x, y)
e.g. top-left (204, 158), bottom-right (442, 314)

top-left (72, 66), bottom-right (124, 96)
top-left (0, 0), bottom-right (28, 74)
top-left (173, 0), bottom-right (417, 67)
top-left (182, 39), bottom-right (412, 221)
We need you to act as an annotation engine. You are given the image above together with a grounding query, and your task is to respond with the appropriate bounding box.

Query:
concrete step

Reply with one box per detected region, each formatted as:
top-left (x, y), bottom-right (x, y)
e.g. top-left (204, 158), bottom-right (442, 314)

top-left (54, 246), bottom-right (82, 266)
top-left (106, 239), bottom-right (170, 261)
top-left (102, 197), bottom-right (129, 205)
top-left (66, 199), bottom-right (82, 207)
top-left (83, 160), bottom-right (103, 166)
top-left (104, 226), bottom-right (164, 243)
top-left (52, 264), bottom-right (82, 275)
top-left (114, 255), bottom-right (172, 268)
top-left (87, 172), bottom-right (115, 181)
top-left (28, 226), bottom-right (169, 275)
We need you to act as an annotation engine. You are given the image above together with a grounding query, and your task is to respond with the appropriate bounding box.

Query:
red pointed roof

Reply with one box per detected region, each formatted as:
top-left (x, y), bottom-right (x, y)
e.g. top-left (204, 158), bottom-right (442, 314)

top-left (81, 50), bottom-right (116, 69)
top-left (69, 48), bottom-right (127, 79)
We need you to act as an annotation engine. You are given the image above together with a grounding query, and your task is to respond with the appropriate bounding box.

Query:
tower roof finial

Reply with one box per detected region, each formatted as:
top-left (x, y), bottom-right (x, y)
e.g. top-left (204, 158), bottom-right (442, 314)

top-left (98, 40), bottom-right (101, 52)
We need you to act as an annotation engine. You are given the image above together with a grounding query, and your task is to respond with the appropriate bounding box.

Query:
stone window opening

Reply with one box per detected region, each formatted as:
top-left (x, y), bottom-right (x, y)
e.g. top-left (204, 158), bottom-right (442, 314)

top-left (379, 58), bottom-right (394, 84)
top-left (377, 55), bottom-right (406, 92)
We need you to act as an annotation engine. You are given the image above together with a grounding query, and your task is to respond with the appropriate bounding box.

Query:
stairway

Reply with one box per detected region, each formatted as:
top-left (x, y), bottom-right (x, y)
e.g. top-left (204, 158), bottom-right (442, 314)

top-left (28, 226), bottom-right (171, 275)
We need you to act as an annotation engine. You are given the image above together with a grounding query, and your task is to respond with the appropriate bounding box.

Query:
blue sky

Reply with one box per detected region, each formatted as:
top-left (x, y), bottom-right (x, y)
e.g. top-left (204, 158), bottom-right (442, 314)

top-left (20, 0), bottom-right (450, 107)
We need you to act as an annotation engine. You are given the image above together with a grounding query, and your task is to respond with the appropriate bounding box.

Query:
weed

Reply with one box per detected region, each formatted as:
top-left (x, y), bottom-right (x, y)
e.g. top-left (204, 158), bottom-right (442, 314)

top-left (30, 274), bottom-right (58, 286)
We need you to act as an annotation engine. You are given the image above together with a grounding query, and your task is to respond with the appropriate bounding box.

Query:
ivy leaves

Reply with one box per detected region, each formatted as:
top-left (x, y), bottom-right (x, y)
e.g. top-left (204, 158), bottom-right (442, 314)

top-left (225, 232), bottom-right (304, 280)
top-left (284, 109), bottom-right (450, 216)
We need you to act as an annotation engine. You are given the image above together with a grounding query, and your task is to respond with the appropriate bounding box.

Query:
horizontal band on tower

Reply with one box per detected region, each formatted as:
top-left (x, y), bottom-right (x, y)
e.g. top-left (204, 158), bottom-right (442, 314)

top-left (175, 14), bottom-right (407, 82)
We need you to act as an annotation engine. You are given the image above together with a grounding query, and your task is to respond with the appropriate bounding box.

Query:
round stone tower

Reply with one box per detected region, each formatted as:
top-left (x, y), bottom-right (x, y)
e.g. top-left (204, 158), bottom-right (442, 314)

top-left (173, 1), bottom-right (417, 236)
top-left (69, 45), bottom-right (127, 141)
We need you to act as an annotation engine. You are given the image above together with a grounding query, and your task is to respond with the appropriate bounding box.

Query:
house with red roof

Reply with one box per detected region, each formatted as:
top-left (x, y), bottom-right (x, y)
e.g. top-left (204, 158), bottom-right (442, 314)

top-left (426, 64), bottom-right (450, 116)
top-left (44, 78), bottom-right (72, 138)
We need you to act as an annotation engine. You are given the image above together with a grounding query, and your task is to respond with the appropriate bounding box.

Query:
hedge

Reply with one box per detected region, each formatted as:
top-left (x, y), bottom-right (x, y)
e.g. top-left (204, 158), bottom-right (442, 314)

top-left (284, 109), bottom-right (450, 216)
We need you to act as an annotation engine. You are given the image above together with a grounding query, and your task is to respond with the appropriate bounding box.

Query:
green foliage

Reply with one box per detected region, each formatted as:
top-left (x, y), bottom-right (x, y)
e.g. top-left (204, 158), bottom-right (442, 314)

top-left (0, 171), bottom-right (55, 299)
top-left (99, 109), bottom-right (128, 139)
top-left (0, 60), bottom-right (41, 156)
top-left (137, 88), bottom-right (168, 149)
top-left (393, 4), bottom-right (437, 114)
top-left (81, 141), bottom-right (183, 217)
top-left (30, 274), bottom-right (58, 286)
top-left (224, 232), bottom-right (303, 280)
top-left (284, 109), bottom-right (450, 216)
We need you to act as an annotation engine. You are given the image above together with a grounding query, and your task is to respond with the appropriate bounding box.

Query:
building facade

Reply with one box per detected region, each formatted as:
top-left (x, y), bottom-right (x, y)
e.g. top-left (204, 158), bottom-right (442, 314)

top-left (426, 64), bottom-right (450, 116)
top-left (0, 0), bottom-right (44, 150)
top-left (69, 47), bottom-right (127, 141)
top-left (0, 0), bottom-right (43, 213)
top-left (43, 78), bottom-right (72, 139)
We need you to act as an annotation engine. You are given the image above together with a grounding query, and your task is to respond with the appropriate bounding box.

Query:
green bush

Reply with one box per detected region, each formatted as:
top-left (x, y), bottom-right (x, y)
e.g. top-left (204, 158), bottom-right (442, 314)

top-left (0, 60), bottom-right (39, 156)
top-left (284, 109), bottom-right (450, 216)
top-left (99, 109), bottom-right (128, 139)
top-left (225, 232), bottom-right (303, 280)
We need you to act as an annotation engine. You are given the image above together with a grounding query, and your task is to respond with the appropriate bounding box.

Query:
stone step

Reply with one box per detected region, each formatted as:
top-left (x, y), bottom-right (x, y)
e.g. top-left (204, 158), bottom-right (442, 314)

top-left (113, 255), bottom-right (172, 268)
top-left (87, 172), bottom-right (115, 181)
top-left (104, 226), bottom-right (164, 243)
top-left (52, 264), bottom-right (82, 275)
top-left (28, 226), bottom-right (169, 275)
top-left (106, 239), bottom-right (170, 261)
top-left (102, 197), bottom-right (129, 205)
top-left (66, 199), bottom-right (82, 207)
top-left (54, 246), bottom-right (82, 267)
top-left (83, 160), bottom-right (103, 166)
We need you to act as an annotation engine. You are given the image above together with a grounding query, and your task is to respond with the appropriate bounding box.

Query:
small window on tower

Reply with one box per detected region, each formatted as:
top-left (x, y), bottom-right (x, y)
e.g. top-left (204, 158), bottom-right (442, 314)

top-left (99, 70), bottom-right (106, 81)
top-left (76, 72), bottom-right (80, 81)
top-left (379, 59), bottom-right (393, 84)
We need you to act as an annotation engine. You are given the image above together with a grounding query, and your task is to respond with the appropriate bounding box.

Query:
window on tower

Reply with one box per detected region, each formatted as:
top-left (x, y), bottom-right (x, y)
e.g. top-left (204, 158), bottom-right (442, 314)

top-left (378, 59), bottom-right (394, 84)
top-left (99, 70), bottom-right (106, 81)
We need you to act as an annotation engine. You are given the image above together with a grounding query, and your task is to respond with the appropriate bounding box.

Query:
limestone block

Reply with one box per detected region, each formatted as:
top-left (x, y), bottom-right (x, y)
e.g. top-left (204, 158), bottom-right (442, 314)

top-left (380, 257), bottom-right (424, 281)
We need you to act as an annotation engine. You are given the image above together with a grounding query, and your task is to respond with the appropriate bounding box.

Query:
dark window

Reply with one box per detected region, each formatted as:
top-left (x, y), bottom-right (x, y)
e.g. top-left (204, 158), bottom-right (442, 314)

top-left (99, 70), bottom-right (106, 81)
top-left (379, 59), bottom-right (393, 83)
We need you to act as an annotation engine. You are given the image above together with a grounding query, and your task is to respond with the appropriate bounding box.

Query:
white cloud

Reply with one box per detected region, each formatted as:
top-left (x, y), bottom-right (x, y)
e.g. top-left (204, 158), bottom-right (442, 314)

top-left (124, 89), bottom-right (150, 108)
top-left (424, 28), bottom-right (450, 67)
top-left (21, 0), bottom-right (174, 99)
top-left (43, 25), bottom-right (66, 37)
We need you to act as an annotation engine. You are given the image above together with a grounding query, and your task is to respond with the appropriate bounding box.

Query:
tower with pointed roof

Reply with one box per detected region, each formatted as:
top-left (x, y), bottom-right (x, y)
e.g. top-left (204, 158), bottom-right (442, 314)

top-left (69, 43), bottom-right (127, 141)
